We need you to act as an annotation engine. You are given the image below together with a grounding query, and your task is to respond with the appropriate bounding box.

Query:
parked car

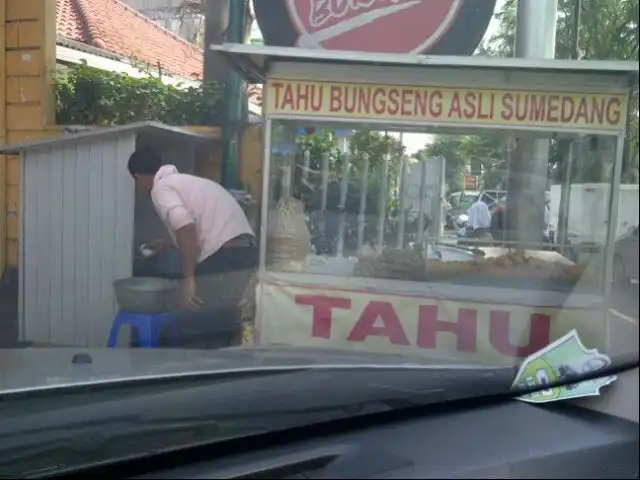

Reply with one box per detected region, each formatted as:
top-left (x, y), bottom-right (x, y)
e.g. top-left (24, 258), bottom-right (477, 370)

top-left (613, 225), bottom-right (639, 285)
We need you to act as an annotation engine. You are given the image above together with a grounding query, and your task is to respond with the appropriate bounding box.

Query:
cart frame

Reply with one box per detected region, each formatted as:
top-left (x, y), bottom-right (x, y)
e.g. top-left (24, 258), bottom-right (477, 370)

top-left (212, 44), bottom-right (638, 350)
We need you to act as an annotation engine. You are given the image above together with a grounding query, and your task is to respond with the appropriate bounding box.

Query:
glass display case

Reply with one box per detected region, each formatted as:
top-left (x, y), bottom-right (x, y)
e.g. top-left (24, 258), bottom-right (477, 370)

top-left (264, 120), bottom-right (621, 295)
top-left (212, 44), bottom-right (635, 363)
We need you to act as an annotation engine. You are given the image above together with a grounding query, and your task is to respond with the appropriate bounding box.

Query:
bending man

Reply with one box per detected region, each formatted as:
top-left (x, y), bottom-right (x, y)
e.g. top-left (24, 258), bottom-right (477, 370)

top-left (128, 147), bottom-right (257, 311)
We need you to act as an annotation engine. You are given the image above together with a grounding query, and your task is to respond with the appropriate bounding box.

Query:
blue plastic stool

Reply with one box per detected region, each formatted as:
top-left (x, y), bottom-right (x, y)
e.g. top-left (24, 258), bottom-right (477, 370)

top-left (108, 311), bottom-right (178, 348)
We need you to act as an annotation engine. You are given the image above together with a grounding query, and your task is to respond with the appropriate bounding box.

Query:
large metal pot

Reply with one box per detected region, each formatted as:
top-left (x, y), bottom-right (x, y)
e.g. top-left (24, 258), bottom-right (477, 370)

top-left (113, 277), bottom-right (178, 314)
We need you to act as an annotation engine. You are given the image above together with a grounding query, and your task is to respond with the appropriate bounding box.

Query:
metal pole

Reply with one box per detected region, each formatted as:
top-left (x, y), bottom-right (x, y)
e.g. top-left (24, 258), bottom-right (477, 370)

top-left (222, 0), bottom-right (248, 189)
top-left (396, 155), bottom-right (409, 249)
top-left (437, 156), bottom-right (446, 239)
top-left (258, 116), bottom-right (273, 273)
top-left (558, 142), bottom-right (575, 254)
top-left (377, 154), bottom-right (390, 251)
top-left (336, 136), bottom-right (350, 257)
top-left (555, 0), bottom-right (582, 254)
top-left (515, 0), bottom-right (557, 58)
top-left (302, 149), bottom-right (311, 182)
top-left (281, 158), bottom-right (292, 198)
top-left (357, 154), bottom-right (370, 251)
top-left (510, 0), bottom-right (558, 244)
top-left (571, 0), bottom-right (583, 60)
top-left (319, 152), bottom-right (330, 235)
top-left (416, 156), bottom-right (428, 245)
top-left (603, 134), bottom-right (625, 299)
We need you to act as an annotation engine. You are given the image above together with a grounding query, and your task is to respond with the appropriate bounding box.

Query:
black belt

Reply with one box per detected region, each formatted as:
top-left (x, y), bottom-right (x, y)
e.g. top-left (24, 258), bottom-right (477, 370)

top-left (223, 233), bottom-right (257, 248)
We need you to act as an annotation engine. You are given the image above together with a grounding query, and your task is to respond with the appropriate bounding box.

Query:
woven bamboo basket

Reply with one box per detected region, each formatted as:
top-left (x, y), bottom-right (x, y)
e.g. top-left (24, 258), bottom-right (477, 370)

top-left (267, 198), bottom-right (311, 271)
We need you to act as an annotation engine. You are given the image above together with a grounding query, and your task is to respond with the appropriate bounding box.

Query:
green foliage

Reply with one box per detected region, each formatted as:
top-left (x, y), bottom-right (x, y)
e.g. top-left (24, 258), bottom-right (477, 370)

top-left (348, 130), bottom-right (406, 175)
top-left (477, 0), bottom-right (516, 57)
top-left (271, 127), bottom-right (406, 215)
top-left (439, 0), bottom-right (639, 187)
top-left (55, 61), bottom-right (223, 126)
top-left (422, 135), bottom-right (510, 192)
top-left (481, 0), bottom-right (639, 60)
top-left (291, 128), bottom-right (405, 175)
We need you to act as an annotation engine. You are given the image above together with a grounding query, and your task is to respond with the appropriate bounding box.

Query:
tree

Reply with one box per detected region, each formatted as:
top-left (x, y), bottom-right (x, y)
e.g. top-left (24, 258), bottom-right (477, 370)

top-left (428, 0), bottom-right (639, 189)
top-left (482, 0), bottom-right (639, 183)
top-left (290, 130), bottom-right (406, 213)
top-left (483, 0), bottom-right (638, 60)
top-left (55, 61), bottom-right (223, 126)
top-left (420, 136), bottom-right (468, 193)
top-left (180, 0), bottom-right (253, 89)
top-left (421, 135), bottom-right (514, 193)
top-left (266, 129), bottom-right (407, 252)
top-left (271, 129), bottom-right (403, 213)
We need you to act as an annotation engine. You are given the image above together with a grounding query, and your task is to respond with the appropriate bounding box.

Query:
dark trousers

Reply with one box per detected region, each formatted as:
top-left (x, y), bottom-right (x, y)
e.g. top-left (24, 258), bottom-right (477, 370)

top-left (134, 238), bottom-right (258, 279)
top-left (194, 244), bottom-right (259, 278)
top-left (136, 238), bottom-right (258, 349)
top-left (180, 245), bottom-right (258, 349)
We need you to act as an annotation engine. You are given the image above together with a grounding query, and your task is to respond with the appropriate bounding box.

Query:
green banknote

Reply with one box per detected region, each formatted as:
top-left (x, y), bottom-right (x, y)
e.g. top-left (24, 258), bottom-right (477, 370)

top-left (513, 329), bottom-right (617, 404)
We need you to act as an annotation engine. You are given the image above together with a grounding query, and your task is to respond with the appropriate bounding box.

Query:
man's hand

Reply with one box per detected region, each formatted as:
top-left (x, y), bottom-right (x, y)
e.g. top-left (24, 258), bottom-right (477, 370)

top-left (146, 237), bottom-right (172, 252)
top-left (181, 277), bottom-right (203, 311)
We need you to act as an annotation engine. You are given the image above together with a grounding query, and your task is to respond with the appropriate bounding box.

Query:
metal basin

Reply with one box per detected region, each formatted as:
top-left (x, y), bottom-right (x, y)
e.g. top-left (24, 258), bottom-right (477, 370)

top-left (113, 277), bottom-right (178, 314)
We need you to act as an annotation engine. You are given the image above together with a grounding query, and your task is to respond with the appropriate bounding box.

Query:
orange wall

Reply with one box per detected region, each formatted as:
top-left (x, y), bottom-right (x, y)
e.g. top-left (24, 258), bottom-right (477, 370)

top-left (1, 0), bottom-right (57, 274)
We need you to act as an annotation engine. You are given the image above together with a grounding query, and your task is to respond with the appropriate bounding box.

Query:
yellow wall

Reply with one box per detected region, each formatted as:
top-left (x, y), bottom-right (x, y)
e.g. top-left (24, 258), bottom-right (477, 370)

top-left (193, 124), bottom-right (264, 200)
top-left (0, 1), bottom-right (264, 277)
top-left (1, 0), bottom-right (57, 275)
top-left (240, 124), bottom-right (264, 199)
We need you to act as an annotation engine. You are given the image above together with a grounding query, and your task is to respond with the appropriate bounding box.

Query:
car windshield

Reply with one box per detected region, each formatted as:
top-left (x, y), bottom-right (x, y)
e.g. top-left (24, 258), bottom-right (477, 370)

top-left (461, 194), bottom-right (480, 204)
top-left (0, 1), bottom-right (638, 477)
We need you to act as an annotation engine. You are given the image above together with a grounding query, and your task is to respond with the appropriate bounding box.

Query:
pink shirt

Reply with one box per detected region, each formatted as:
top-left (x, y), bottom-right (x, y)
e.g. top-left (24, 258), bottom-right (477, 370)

top-left (151, 165), bottom-right (254, 263)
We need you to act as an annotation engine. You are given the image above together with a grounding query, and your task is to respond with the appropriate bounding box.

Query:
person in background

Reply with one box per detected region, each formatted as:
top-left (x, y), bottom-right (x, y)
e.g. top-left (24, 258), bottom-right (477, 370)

top-left (467, 196), bottom-right (491, 238)
top-left (490, 198), bottom-right (507, 241)
top-left (544, 194), bottom-right (554, 243)
top-left (441, 195), bottom-right (452, 233)
top-left (128, 147), bottom-right (257, 311)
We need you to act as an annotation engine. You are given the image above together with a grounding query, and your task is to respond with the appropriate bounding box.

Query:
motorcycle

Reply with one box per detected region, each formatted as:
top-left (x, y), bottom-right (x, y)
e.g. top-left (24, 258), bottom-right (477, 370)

top-left (456, 226), bottom-right (493, 247)
top-left (446, 210), bottom-right (468, 230)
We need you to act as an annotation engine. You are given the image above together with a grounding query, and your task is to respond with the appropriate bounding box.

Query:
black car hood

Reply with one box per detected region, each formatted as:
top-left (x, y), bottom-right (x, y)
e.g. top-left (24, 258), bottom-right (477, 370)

top-left (0, 346), bottom-right (520, 477)
top-left (0, 344), bottom-right (509, 394)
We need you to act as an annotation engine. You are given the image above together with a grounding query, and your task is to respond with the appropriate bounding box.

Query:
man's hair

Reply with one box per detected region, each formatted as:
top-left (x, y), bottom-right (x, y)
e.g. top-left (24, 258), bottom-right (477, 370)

top-left (127, 147), bottom-right (164, 176)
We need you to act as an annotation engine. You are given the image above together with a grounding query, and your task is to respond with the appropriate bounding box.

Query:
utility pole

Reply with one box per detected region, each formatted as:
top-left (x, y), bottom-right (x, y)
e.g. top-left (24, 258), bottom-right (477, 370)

top-left (557, 0), bottom-right (583, 252)
top-left (507, 0), bottom-right (558, 245)
top-left (221, 0), bottom-right (248, 189)
top-left (203, 0), bottom-right (230, 88)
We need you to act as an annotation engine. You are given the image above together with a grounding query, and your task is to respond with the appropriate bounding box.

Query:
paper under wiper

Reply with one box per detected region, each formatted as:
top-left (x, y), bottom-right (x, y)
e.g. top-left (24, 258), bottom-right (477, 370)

top-left (512, 329), bottom-right (617, 403)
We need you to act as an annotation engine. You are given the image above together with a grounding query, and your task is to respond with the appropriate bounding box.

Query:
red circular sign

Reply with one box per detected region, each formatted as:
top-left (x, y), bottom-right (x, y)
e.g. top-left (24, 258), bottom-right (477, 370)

top-left (254, 0), bottom-right (496, 56)
top-left (286, 0), bottom-right (463, 53)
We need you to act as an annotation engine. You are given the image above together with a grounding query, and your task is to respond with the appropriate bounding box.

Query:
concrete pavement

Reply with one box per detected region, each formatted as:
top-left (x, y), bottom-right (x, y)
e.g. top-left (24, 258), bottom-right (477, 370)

top-left (610, 282), bottom-right (639, 321)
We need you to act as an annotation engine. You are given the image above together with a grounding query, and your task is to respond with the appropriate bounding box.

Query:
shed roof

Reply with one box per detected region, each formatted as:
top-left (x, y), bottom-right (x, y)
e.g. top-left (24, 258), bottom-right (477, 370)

top-left (0, 122), bottom-right (218, 155)
top-left (210, 44), bottom-right (640, 84)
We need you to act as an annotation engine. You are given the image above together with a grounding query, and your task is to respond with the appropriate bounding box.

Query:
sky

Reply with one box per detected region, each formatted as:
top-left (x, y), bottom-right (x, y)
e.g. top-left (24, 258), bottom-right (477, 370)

top-left (251, 0), bottom-right (507, 154)
top-left (400, 0), bottom-right (506, 154)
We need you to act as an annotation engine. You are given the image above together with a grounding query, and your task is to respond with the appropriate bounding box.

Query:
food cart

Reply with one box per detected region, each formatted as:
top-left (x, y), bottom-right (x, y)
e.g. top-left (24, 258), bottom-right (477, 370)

top-left (214, 44), bottom-right (638, 365)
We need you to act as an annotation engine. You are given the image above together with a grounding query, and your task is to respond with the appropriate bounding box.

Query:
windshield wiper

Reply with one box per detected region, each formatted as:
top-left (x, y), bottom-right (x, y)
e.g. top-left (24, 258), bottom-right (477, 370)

top-left (507, 352), bottom-right (639, 398)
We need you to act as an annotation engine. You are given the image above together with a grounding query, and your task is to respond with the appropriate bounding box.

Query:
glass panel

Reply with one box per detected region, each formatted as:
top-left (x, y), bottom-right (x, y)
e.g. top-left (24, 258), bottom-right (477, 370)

top-left (551, 135), bottom-right (619, 294)
top-left (265, 120), bottom-right (619, 295)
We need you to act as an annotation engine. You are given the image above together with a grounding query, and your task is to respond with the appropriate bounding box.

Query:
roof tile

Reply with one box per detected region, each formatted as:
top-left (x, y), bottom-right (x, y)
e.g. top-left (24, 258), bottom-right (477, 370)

top-left (56, 0), bottom-right (203, 80)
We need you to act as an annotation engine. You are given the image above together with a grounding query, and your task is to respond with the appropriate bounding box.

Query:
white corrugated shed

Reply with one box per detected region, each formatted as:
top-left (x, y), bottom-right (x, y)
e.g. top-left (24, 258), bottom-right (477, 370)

top-left (2, 122), bottom-right (215, 347)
